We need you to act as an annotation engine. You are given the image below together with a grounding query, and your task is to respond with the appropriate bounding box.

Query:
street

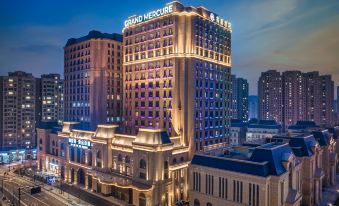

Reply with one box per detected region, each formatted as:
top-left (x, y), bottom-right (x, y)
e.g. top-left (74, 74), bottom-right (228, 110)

top-left (0, 163), bottom-right (92, 206)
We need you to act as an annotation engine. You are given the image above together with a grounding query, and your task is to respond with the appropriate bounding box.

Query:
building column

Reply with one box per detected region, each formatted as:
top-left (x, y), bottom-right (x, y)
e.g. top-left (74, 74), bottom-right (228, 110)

top-left (85, 174), bottom-right (88, 189)
top-left (101, 184), bottom-right (110, 196)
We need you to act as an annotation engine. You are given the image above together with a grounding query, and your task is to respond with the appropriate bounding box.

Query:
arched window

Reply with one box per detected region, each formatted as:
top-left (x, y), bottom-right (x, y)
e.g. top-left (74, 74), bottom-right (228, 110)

top-left (173, 158), bottom-right (177, 164)
top-left (96, 151), bottom-right (101, 159)
top-left (180, 156), bottom-right (184, 162)
top-left (125, 155), bottom-right (130, 164)
top-left (206, 203), bottom-right (212, 206)
top-left (194, 199), bottom-right (200, 206)
top-left (139, 193), bottom-right (146, 206)
top-left (164, 161), bottom-right (169, 170)
top-left (52, 140), bottom-right (55, 146)
top-left (139, 159), bottom-right (146, 169)
top-left (118, 154), bottom-right (123, 162)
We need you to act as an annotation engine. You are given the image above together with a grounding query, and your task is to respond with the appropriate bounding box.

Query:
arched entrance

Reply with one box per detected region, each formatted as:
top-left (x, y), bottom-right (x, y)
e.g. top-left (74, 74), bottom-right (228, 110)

top-left (77, 168), bottom-right (85, 185)
top-left (88, 175), bottom-right (92, 189)
top-left (70, 168), bottom-right (75, 183)
top-left (60, 166), bottom-right (65, 180)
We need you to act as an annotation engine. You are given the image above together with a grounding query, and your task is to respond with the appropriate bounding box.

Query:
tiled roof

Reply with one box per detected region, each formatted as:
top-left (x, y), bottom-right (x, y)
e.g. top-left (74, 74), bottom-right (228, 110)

top-left (191, 143), bottom-right (293, 177)
top-left (65, 30), bottom-right (123, 46)
top-left (191, 154), bottom-right (270, 177)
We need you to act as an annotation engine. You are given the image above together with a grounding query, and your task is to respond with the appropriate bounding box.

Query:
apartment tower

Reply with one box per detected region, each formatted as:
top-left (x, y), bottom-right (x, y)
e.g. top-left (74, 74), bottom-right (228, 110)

top-left (0, 71), bottom-right (37, 149)
top-left (258, 70), bottom-right (334, 128)
top-left (258, 70), bottom-right (283, 125)
top-left (38, 74), bottom-right (64, 125)
top-left (122, 1), bottom-right (232, 153)
top-left (64, 30), bottom-right (123, 130)
top-left (231, 75), bottom-right (249, 121)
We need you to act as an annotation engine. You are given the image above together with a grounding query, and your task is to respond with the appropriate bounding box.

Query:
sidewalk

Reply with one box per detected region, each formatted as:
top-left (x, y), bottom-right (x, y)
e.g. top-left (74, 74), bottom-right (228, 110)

top-left (319, 174), bottom-right (339, 206)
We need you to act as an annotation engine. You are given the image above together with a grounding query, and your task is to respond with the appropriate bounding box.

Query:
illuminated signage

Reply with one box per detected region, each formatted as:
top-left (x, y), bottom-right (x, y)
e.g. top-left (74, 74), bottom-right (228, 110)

top-left (46, 176), bottom-right (56, 185)
top-left (68, 138), bottom-right (91, 149)
top-left (124, 4), bottom-right (174, 28)
top-left (209, 12), bottom-right (231, 29)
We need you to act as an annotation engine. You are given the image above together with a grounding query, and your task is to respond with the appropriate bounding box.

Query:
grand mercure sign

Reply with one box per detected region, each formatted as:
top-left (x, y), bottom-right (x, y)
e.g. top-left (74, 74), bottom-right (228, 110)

top-left (124, 4), bottom-right (174, 28)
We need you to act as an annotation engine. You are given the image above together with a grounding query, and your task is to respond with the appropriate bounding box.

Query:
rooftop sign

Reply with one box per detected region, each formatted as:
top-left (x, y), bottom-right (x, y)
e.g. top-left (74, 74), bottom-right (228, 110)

top-left (68, 138), bottom-right (91, 149)
top-left (124, 4), bottom-right (174, 28)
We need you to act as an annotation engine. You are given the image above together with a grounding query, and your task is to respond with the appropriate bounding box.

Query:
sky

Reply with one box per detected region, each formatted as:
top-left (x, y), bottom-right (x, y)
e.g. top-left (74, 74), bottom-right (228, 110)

top-left (0, 0), bottom-right (338, 95)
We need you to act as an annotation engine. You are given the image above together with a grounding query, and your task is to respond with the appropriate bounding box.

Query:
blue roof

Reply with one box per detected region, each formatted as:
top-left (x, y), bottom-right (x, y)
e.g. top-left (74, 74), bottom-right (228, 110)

top-left (312, 130), bottom-right (331, 146)
top-left (51, 127), bottom-right (62, 134)
top-left (250, 143), bottom-right (293, 176)
top-left (65, 30), bottom-right (123, 46)
top-left (191, 154), bottom-right (271, 177)
top-left (231, 119), bottom-right (247, 127)
top-left (288, 121), bottom-right (319, 130)
top-left (289, 135), bottom-right (317, 157)
top-left (191, 143), bottom-right (293, 177)
top-left (327, 127), bottom-right (339, 139)
top-left (37, 121), bottom-right (59, 129)
top-left (248, 124), bottom-right (281, 129)
top-left (249, 143), bottom-right (292, 176)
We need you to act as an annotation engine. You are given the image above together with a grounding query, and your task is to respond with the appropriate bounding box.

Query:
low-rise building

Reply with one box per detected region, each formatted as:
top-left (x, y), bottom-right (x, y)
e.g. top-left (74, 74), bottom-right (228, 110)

top-left (268, 133), bottom-right (324, 205)
top-left (38, 122), bottom-right (189, 206)
top-left (230, 119), bottom-right (247, 146)
top-left (246, 120), bottom-right (281, 143)
top-left (189, 143), bottom-right (302, 206)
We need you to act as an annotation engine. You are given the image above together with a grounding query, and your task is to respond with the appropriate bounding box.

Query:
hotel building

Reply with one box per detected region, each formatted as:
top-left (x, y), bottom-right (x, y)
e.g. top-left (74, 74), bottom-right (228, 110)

top-left (64, 30), bottom-right (123, 130)
top-left (122, 1), bottom-right (232, 153)
top-left (37, 122), bottom-right (190, 206)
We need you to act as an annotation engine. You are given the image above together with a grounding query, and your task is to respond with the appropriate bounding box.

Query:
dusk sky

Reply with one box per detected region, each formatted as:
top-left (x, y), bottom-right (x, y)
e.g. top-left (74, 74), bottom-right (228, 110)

top-left (0, 0), bottom-right (338, 95)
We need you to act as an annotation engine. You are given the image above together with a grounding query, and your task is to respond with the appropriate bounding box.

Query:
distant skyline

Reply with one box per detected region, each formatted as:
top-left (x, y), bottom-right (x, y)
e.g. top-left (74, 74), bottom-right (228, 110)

top-left (1, 0), bottom-right (338, 95)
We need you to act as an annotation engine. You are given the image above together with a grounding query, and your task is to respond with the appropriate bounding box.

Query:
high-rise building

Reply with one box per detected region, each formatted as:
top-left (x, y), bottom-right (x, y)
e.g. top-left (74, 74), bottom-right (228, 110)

top-left (258, 70), bottom-right (334, 128)
top-left (38, 74), bottom-right (64, 125)
top-left (248, 95), bottom-right (258, 119)
top-left (258, 70), bottom-right (283, 125)
top-left (63, 30), bottom-right (123, 130)
top-left (122, 1), bottom-right (232, 152)
top-left (282, 71), bottom-right (306, 127)
top-left (0, 71), bottom-right (37, 150)
top-left (231, 75), bottom-right (248, 121)
top-left (304, 72), bottom-right (334, 126)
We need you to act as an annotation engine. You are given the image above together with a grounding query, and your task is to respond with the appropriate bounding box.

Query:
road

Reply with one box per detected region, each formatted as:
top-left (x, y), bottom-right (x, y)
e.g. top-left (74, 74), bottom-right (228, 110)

top-left (0, 163), bottom-right (120, 206)
top-left (0, 163), bottom-right (74, 206)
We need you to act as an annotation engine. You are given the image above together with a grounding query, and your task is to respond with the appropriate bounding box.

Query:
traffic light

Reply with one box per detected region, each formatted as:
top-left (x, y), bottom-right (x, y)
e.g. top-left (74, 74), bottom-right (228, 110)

top-left (30, 186), bottom-right (41, 194)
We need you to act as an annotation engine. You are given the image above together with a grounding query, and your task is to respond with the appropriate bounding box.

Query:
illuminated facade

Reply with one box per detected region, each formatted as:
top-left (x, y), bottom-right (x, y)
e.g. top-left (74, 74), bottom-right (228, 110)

top-left (38, 122), bottom-right (190, 205)
top-left (123, 1), bottom-right (232, 153)
top-left (64, 30), bottom-right (123, 130)
top-left (0, 71), bottom-right (37, 149)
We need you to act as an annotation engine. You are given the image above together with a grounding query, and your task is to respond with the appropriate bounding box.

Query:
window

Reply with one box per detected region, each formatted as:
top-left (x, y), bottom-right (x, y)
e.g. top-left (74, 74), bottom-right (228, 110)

top-left (193, 172), bottom-right (201, 192)
top-left (125, 155), bottom-right (130, 164)
top-left (194, 199), bottom-right (200, 206)
top-left (139, 159), bottom-right (146, 169)
top-left (205, 174), bottom-right (214, 195)
top-left (118, 154), bottom-right (122, 162)
top-left (139, 193), bottom-right (146, 206)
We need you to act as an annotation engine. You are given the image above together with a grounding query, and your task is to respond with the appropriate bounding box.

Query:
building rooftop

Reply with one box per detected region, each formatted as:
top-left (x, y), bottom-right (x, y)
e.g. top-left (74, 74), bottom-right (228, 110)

top-left (269, 134), bottom-right (317, 157)
top-left (191, 143), bottom-right (293, 177)
top-left (65, 30), bottom-right (123, 47)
